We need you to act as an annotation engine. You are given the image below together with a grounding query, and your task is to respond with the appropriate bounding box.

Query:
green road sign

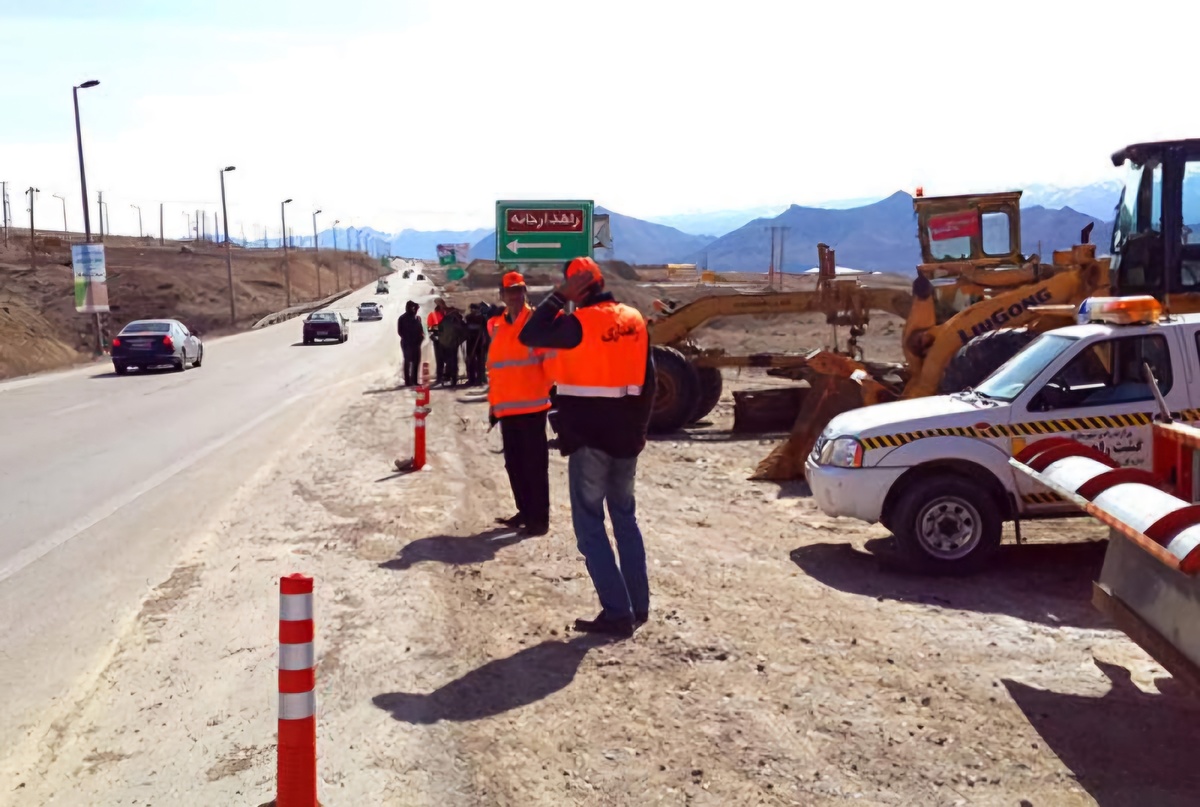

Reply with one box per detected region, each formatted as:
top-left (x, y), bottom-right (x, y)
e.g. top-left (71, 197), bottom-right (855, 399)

top-left (446, 267), bottom-right (466, 281)
top-left (495, 200), bottom-right (594, 264)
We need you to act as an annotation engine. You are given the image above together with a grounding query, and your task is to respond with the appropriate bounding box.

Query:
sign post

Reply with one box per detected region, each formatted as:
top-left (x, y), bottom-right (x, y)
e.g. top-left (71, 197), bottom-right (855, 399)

top-left (71, 242), bottom-right (109, 314)
top-left (495, 200), bottom-right (594, 264)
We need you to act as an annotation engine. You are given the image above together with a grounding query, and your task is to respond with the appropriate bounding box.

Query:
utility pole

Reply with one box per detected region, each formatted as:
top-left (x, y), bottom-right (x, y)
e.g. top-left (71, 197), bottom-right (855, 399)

top-left (2, 181), bottom-right (8, 248)
top-left (159, 203), bottom-right (164, 246)
top-left (767, 225), bottom-right (778, 290)
top-left (98, 190), bottom-right (104, 240)
top-left (53, 193), bottom-right (68, 232)
top-left (312, 209), bottom-right (323, 297)
top-left (194, 208), bottom-right (200, 242)
top-left (777, 226), bottom-right (789, 287)
top-left (25, 186), bottom-right (39, 268)
top-left (131, 204), bottom-right (143, 238)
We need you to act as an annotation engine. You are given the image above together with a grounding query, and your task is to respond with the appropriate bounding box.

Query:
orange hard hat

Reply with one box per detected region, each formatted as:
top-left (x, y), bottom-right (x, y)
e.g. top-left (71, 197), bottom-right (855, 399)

top-left (501, 271), bottom-right (526, 289)
top-left (564, 256), bottom-right (603, 287)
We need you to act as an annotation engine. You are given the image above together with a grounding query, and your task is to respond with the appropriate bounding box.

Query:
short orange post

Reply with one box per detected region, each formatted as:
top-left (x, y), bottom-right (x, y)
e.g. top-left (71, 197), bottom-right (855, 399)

top-left (413, 362), bottom-right (431, 470)
top-left (276, 573), bottom-right (318, 806)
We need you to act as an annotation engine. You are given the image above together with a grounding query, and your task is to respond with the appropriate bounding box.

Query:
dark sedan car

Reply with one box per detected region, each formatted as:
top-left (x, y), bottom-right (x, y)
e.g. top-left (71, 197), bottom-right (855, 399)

top-left (111, 319), bottom-right (204, 374)
top-left (302, 311), bottom-right (349, 344)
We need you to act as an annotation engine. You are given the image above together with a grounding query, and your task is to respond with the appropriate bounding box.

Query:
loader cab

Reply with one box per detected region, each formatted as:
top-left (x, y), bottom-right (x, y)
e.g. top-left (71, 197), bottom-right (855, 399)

top-left (913, 191), bottom-right (1025, 269)
top-left (1110, 139), bottom-right (1200, 305)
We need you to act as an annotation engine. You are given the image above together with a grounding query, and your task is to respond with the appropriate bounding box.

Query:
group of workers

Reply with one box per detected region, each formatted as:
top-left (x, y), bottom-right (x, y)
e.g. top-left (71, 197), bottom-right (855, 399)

top-left (396, 298), bottom-right (498, 388)
top-left (398, 258), bottom-right (656, 638)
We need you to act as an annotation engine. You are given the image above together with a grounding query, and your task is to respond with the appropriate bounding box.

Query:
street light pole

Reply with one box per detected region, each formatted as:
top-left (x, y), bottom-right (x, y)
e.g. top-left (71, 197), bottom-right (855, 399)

top-left (25, 186), bottom-right (39, 269)
top-left (131, 204), bottom-right (143, 238)
top-left (219, 165), bottom-right (237, 324)
top-left (281, 198), bottom-right (293, 307)
top-left (53, 193), bottom-right (67, 232)
top-left (331, 219), bottom-right (340, 290)
top-left (312, 209), bottom-right (322, 298)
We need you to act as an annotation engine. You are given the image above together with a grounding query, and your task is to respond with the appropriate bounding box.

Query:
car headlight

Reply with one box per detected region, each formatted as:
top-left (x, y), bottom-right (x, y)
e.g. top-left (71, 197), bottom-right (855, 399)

top-left (819, 436), bottom-right (863, 468)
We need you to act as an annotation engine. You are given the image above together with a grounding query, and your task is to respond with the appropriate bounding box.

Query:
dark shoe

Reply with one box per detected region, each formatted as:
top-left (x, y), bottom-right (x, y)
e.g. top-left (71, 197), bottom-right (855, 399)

top-left (574, 612), bottom-right (634, 638)
top-left (634, 611), bottom-right (648, 627)
top-left (519, 522), bottom-right (549, 537)
top-left (495, 513), bottom-right (524, 528)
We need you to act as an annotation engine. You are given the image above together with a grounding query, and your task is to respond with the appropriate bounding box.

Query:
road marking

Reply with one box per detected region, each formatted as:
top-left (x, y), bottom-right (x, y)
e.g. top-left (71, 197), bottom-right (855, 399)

top-left (0, 390), bottom-right (309, 585)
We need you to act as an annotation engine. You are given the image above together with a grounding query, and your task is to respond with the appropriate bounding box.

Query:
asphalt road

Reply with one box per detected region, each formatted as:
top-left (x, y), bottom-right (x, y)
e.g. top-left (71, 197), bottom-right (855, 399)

top-left (0, 268), bottom-right (437, 758)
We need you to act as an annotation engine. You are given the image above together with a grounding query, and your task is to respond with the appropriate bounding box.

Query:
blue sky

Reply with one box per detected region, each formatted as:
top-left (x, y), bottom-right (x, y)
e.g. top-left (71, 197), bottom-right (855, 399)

top-left (1, 0), bottom-right (1191, 238)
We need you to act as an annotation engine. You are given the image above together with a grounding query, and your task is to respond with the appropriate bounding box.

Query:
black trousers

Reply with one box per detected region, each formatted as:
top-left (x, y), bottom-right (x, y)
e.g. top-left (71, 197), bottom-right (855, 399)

top-left (433, 342), bottom-right (449, 383)
top-left (465, 339), bottom-right (487, 385)
top-left (401, 343), bottom-right (421, 386)
top-left (444, 344), bottom-right (460, 387)
top-left (500, 409), bottom-right (550, 527)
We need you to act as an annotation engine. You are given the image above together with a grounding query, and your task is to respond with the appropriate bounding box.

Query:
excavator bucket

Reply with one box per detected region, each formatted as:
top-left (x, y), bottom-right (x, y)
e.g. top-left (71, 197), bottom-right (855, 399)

top-left (751, 374), bottom-right (867, 481)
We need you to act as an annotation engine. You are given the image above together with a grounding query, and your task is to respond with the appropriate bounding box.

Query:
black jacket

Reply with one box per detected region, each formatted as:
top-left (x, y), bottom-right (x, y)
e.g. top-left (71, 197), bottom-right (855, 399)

top-left (397, 303), bottom-right (424, 347)
top-left (519, 289), bottom-right (656, 458)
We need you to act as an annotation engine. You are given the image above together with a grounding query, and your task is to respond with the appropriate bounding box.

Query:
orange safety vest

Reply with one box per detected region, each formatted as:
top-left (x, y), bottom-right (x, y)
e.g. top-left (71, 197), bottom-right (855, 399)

top-left (427, 310), bottom-right (444, 329)
top-left (548, 301), bottom-right (647, 398)
top-left (486, 306), bottom-right (553, 417)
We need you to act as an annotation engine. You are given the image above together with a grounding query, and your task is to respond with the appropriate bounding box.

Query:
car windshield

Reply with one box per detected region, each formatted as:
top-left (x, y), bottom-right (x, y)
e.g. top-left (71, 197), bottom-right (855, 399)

top-left (309, 313), bottom-right (336, 321)
top-left (973, 334), bottom-right (1078, 402)
top-left (120, 321), bottom-right (171, 333)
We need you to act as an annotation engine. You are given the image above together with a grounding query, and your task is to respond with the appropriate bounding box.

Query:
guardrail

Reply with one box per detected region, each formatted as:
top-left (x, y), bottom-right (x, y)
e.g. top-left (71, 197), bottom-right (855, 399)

top-left (251, 289), bottom-right (355, 330)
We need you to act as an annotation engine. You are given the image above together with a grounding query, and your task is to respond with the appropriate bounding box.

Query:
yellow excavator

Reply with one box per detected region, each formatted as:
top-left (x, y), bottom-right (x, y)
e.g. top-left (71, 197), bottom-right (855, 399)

top-left (647, 190), bottom-right (1112, 477)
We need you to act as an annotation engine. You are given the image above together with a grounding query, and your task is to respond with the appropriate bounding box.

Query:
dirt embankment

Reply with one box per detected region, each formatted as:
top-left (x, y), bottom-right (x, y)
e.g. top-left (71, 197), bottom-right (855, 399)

top-left (0, 238), bottom-right (384, 379)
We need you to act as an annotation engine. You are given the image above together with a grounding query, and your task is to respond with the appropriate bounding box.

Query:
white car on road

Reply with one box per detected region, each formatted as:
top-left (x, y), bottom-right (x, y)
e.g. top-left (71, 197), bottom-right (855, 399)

top-left (806, 296), bottom-right (1196, 574)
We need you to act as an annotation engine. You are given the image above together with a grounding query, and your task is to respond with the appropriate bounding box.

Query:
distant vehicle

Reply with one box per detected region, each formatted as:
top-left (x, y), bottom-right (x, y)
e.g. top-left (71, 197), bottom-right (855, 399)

top-left (302, 311), bottom-right (350, 344)
top-left (402, 269), bottom-right (412, 279)
top-left (111, 319), bottom-right (203, 375)
top-left (357, 301), bottom-right (383, 321)
top-left (376, 279), bottom-right (389, 294)
top-left (416, 273), bottom-right (425, 281)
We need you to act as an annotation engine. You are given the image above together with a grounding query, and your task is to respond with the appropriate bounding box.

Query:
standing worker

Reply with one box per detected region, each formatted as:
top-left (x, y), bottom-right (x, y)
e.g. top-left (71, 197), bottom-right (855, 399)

top-left (520, 257), bottom-right (655, 638)
top-left (464, 303), bottom-right (490, 387)
top-left (488, 272), bottom-right (553, 536)
top-left (427, 298), bottom-right (448, 385)
top-left (396, 300), bottom-right (424, 387)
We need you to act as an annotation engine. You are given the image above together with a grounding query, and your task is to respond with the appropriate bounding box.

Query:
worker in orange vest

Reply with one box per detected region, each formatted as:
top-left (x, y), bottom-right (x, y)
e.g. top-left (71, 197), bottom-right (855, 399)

top-left (519, 257), bottom-right (656, 638)
top-left (487, 271), bottom-right (554, 536)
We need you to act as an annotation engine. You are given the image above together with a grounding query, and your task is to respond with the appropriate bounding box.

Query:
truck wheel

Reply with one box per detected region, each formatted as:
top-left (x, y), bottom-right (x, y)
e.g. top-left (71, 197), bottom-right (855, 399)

top-left (938, 327), bottom-right (1038, 394)
top-left (649, 346), bottom-right (699, 433)
top-left (890, 475), bottom-right (1002, 575)
top-left (689, 366), bottom-right (723, 424)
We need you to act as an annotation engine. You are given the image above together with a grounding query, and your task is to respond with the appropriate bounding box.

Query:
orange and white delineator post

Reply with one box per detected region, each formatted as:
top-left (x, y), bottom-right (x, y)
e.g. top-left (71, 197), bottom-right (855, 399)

top-left (276, 573), bottom-right (318, 807)
top-left (413, 361), bottom-right (431, 470)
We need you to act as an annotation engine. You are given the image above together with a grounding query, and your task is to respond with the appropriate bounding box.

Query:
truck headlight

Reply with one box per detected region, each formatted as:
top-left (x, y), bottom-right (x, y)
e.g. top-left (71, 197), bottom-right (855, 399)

top-left (819, 437), bottom-right (863, 468)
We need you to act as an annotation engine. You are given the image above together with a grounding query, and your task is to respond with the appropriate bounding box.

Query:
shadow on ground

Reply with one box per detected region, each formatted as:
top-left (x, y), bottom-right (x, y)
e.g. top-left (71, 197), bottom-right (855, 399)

top-left (373, 636), bottom-right (615, 723)
top-left (648, 428), bottom-right (788, 444)
top-left (380, 527), bottom-right (531, 569)
top-left (790, 538), bottom-right (1109, 628)
top-left (1005, 660), bottom-right (1200, 806)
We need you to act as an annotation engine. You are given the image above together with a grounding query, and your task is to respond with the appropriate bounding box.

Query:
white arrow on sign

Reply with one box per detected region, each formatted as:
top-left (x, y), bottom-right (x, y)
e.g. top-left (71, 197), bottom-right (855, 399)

top-left (506, 239), bottom-right (562, 254)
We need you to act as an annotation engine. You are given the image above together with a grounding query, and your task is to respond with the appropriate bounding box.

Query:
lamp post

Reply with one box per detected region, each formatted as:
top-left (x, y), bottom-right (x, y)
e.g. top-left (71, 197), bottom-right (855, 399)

top-left (131, 204), bottom-right (143, 238)
top-left (219, 166), bottom-right (237, 324)
top-left (25, 187), bottom-right (39, 268)
top-left (281, 198), bottom-right (293, 307)
top-left (331, 219), bottom-right (341, 289)
top-left (312, 209), bottom-right (322, 298)
top-left (52, 193), bottom-right (68, 232)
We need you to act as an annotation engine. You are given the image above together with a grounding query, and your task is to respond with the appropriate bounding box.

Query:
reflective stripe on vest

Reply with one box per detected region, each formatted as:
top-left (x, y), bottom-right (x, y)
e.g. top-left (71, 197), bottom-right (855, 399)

top-left (556, 383), bottom-right (643, 398)
top-left (546, 301), bottom-right (647, 395)
top-left (487, 306), bottom-right (552, 417)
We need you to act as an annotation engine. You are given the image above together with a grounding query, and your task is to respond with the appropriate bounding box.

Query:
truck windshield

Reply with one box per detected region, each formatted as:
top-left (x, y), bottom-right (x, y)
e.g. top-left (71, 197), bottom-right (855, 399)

top-left (974, 333), bottom-right (1077, 402)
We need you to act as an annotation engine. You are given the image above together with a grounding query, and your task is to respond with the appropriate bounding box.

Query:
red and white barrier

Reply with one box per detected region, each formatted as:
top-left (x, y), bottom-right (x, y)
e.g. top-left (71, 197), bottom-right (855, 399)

top-left (414, 362), bottom-right (430, 470)
top-left (276, 573), bottom-right (318, 806)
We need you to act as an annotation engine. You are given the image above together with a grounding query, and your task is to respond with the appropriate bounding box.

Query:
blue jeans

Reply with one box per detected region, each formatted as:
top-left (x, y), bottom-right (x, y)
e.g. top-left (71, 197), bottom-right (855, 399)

top-left (567, 447), bottom-right (649, 620)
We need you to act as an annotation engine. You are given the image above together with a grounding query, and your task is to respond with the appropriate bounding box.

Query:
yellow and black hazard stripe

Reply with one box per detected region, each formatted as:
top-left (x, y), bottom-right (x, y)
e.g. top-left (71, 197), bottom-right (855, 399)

top-left (1022, 492), bottom-right (1064, 505)
top-left (859, 410), bottom-right (1192, 452)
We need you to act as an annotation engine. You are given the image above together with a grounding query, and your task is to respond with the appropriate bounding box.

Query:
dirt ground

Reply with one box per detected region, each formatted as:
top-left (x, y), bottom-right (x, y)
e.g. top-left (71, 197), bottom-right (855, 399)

top-left (0, 236), bottom-right (382, 379)
top-left (4, 329), bottom-right (1197, 805)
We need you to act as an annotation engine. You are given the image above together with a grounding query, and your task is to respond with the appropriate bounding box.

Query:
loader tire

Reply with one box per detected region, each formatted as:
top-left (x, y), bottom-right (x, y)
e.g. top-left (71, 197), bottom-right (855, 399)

top-left (649, 346), bottom-right (699, 434)
top-left (689, 366), bottom-right (723, 424)
top-left (937, 327), bottom-right (1038, 394)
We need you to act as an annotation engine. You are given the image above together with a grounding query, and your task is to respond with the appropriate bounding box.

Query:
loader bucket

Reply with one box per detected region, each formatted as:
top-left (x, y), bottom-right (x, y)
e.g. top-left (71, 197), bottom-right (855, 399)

top-left (751, 374), bottom-right (867, 481)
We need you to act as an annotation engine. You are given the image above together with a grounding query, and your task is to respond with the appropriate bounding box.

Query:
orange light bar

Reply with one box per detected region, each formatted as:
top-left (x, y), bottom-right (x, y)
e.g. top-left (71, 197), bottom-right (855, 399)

top-left (1079, 295), bottom-right (1163, 326)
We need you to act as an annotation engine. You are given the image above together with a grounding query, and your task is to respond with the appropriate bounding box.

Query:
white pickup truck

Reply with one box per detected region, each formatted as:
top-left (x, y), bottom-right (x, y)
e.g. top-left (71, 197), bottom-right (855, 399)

top-left (806, 296), bottom-right (1198, 573)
